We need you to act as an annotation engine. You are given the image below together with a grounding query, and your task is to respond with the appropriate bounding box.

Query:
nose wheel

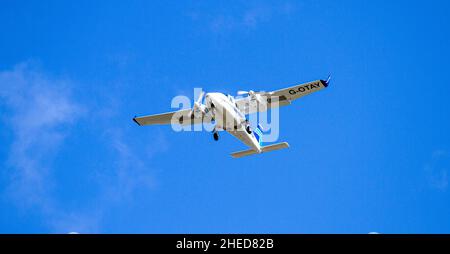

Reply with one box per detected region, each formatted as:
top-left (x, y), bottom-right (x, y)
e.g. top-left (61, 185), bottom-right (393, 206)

top-left (213, 131), bottom-right (219, 141)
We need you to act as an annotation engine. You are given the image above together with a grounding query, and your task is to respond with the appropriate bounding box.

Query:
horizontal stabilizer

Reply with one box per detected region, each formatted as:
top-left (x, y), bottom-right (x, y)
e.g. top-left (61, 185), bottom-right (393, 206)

top-left (261, 142), bottom-right (290, 152)
top-left (230, 142), bottom-right (289, 158)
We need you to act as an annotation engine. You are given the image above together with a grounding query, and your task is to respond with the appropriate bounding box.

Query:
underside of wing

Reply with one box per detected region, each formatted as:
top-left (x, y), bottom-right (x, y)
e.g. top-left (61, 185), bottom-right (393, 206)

top-left (235, 96), bottom-right (292, 115)
top-left (133, 108), bottom-right (212, 126)
top-left (271, 79), bottom-right (329, 102)
top-left (235, 78), bottom-right (330, 115)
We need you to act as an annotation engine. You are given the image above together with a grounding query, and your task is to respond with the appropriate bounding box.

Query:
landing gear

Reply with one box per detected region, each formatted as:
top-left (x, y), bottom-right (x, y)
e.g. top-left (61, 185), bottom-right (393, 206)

top-left (246, 125), bottom-right (252, 134)
top-left (213, 131), bottom-right (219, 141)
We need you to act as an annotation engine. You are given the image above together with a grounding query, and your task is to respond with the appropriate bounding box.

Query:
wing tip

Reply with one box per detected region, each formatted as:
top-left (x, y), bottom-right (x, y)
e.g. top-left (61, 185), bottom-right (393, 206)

top-left (132, 116), bottom-right (141, 126)
top-left (321, 75), bottom-right (331, 88)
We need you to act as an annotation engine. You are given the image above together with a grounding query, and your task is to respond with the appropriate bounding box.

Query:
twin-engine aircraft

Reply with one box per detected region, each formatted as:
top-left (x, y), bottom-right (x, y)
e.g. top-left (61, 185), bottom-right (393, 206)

top-left (133, 77), bottom-right (330, 158)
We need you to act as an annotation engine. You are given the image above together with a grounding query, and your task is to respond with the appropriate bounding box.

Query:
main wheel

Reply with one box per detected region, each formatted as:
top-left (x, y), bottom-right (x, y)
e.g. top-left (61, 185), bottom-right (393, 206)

top-left (246, 125), bottom-right (252, 134)
top-left (213, 132), bottom-right (219, 141)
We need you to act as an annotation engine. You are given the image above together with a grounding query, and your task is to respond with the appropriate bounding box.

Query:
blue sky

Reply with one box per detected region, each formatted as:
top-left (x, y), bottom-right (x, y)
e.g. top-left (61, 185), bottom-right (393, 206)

top-left (1, 0), bottom-right (450, 233)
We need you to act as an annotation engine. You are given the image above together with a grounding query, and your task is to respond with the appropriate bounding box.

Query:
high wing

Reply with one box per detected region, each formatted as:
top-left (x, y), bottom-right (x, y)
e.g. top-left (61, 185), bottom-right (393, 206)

top-left (133, 108), bottom-right (212, 126)
top-left (235, 78), bottom-right (330, 115)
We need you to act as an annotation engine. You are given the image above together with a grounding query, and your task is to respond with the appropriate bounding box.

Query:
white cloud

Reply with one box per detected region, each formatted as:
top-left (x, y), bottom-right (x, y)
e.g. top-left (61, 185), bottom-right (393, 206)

top-left (0, 63), bottom-right (105, 232)
top-left (0, 63), bottom-right (85, 211)
top-left (96, 128), bottom-right (157, 203)
top-left (0, 63), bottom-right (109, 233)
top-left (188, 2), bottom-right (297, 34)
top-left (242, 5), bottom-right (271, 28)
top-left (50, 210), bottom-right (102, 234)
top-left (0, 62), bottom-right (165, 233)
top-left (425, 150), bottom-right (449, 191)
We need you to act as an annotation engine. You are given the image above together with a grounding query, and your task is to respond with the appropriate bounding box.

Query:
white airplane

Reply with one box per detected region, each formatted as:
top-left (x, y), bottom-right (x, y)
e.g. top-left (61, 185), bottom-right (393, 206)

top-left (133, 77), bottom-right (330, 158)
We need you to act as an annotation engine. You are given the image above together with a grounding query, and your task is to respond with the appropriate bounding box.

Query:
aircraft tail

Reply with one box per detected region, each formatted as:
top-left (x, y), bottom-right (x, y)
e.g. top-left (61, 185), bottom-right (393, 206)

top-left (230, 142), bottom-right (290, 158)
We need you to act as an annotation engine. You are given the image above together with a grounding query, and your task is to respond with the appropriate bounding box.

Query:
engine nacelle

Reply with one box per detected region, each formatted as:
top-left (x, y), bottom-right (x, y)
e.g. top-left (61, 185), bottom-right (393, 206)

top-left (248, 91), bottom-right (263, 104)
top-left (191, 102), bottom-right (206, 118)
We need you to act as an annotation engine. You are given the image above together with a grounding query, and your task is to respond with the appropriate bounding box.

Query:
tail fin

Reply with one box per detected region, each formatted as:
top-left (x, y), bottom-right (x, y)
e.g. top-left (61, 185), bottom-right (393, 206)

top-left (230, 142), bottom-right (289, 158)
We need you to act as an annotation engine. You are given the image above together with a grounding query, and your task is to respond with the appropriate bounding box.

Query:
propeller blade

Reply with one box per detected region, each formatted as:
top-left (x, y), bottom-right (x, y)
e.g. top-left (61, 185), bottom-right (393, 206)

top-left (189, 91), bottom-right (205, 118)
top-left (196, 91), bottom-right (205, 104)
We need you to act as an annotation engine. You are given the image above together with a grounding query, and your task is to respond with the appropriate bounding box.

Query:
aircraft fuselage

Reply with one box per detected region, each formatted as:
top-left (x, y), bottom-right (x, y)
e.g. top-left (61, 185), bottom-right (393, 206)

top-left (205, 93), bottom-right (262, 153)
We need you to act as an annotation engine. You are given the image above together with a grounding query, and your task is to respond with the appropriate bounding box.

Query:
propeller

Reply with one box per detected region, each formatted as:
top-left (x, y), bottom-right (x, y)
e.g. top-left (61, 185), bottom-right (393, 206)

top-left (189, 91), bottom-right (205, 118)
top-left (194, 91), bottom-right (204, 107)
top-left (236, 90), bottom-right (263, 104)
top-left (237, 90), bottom-right (254, 96)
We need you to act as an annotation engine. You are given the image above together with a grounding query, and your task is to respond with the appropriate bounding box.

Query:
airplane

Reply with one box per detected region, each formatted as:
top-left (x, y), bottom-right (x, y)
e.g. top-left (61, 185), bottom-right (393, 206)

top-left (133, 77), bottom-right (331, 158)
